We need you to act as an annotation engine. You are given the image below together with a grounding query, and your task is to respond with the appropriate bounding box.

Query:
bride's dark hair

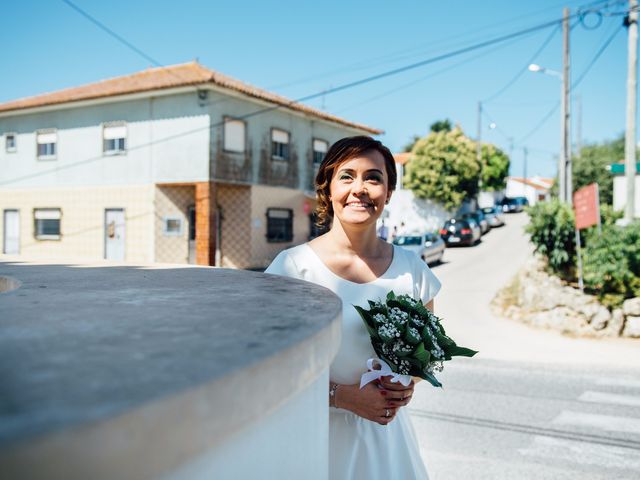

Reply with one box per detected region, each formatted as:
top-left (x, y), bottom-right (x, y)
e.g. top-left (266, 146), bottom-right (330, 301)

top-left (314, 136), bottom-right (397, 228)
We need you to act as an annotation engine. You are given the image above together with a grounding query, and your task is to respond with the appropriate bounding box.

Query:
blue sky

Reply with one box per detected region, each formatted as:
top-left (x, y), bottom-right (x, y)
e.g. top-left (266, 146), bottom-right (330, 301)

top-left (2, 0), bottom-right (633, 178)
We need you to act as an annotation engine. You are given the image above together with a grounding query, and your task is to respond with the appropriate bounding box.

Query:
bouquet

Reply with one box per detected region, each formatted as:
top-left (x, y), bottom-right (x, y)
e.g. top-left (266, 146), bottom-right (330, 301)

top-left (355, 291), bottom-right (477, 388)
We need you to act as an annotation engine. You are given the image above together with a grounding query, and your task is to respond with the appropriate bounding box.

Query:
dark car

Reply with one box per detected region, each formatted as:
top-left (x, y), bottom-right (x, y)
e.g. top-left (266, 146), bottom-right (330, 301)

top-left (500, 196), bottom-right (528, 213)
top-left (481, 206), bottom-right (505, 227)
top-left (462, 210), bottom-right (489, 235)
top-left (439, 218), bottom-right (481, 246)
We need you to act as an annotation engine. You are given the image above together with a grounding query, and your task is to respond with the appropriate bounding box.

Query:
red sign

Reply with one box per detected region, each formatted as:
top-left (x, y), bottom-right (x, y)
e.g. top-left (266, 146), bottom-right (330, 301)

top-left (573, 183), bottom-right (600, 230)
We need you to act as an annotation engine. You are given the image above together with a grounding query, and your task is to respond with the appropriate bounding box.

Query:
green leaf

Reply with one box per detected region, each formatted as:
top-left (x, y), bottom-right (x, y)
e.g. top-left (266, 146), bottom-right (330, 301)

top-left (386, 290), bottom-right (397, 302)
top-left (404, 324), bottom-right (421, 345)
top-left (447, 345), bottom-right (478, 357)
top-left (420, 371), bottom-right (443, 388)
top-left (413, 343), bottom-right (431, 365)
top-left (354, 305), bottom-right (375, 328)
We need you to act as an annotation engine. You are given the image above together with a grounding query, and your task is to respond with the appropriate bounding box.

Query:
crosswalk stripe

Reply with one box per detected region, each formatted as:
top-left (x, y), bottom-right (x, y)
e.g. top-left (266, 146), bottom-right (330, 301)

top-left (579, 391), bottom-right (640, 407)
top-left (553, 411), bottom-right (640, 435)
top-left (518, 435), bottom-right (640, 470)
top-left (595, 378), bottom-right (640, 389)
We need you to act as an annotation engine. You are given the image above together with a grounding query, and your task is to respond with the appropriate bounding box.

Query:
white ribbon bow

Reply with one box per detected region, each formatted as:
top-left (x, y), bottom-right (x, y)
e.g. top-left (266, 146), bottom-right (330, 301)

top-left (359, 358), bottom-right (412, 389)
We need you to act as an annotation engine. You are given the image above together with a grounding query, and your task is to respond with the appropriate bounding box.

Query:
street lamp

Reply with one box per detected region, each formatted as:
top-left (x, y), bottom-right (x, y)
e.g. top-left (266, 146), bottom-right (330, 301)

top-left (528, 63), bottom-right (571, 205)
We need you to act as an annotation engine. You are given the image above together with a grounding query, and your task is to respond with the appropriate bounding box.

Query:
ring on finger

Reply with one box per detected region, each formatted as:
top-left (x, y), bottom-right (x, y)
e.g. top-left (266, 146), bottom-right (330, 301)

top-left (385, 409), bottom-right (390, 417)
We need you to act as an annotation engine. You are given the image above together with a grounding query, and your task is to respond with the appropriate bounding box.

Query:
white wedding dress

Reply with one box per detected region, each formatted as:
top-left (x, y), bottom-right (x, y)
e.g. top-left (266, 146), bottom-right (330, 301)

top-left (266, 243), bottom-right (441, 480)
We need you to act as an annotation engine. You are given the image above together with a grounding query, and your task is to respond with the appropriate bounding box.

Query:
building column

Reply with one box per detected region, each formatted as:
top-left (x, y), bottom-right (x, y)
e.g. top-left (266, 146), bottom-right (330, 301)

top-left (195, 181), bottom-right (217, 266)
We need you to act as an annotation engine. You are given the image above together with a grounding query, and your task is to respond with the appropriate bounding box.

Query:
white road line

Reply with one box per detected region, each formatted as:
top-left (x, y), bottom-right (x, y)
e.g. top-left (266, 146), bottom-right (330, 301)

top-left (518, 435), bottom-right (640, 470)
top-left (579, 391), bottom-right (640, 407)
top-left (595, 378), bottom-right (640, 389)
top-left (553, 411), bottom-right (640, 435)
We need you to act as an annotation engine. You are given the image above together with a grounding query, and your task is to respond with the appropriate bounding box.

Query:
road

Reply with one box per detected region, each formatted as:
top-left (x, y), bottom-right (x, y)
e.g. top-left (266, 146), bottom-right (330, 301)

top-left (409, 212), bottom-right (640, 480)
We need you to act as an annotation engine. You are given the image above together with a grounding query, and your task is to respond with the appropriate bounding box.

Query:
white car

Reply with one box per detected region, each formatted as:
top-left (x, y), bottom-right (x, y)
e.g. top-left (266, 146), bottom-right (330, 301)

top-left (392, 233), bottom-right (445, 265)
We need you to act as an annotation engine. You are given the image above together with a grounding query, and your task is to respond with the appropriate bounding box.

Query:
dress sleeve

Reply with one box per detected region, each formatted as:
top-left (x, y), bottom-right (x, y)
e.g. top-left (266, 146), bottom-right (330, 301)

top-left (412, 252), bottom-right (442, 304)
top-left (265, 249), bottom-right (300, 279)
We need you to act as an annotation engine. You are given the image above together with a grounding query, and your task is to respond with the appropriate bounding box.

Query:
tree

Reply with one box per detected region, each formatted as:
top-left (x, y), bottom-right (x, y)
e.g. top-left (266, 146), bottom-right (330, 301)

top-left (429, 119), bottom-right (452, 133)
top-left (480, 143), bottom-right (510, 191)
top-left (404, 127), bottom-right (480, 210)
top-left (571, 134), bottom-right (624, 205)
top-left (402, 134), bottom-right (421, 153)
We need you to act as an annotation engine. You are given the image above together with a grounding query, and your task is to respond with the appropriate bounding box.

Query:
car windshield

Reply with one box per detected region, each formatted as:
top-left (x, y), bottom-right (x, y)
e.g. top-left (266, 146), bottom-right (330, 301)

top-left (393, 235), bottom-right (422, 246)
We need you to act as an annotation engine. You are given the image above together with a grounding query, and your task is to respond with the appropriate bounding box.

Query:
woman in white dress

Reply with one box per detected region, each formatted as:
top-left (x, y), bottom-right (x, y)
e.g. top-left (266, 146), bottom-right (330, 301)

top-left (266, 136), bottom-right (441, 480)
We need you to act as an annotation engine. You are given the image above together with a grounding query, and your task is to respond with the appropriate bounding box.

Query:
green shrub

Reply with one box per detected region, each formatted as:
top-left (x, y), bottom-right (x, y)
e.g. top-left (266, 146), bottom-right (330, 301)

top-left (582, 221), bottom-right (640, 308)
top-left (525, 200), bottom-right (576, 278)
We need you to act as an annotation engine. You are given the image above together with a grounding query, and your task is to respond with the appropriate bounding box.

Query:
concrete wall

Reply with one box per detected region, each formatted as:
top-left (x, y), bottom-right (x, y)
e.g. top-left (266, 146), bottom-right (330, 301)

top-left (0, 92), bottom-right (210, 189)
top-left (0, 262), bottom-right (342, 480)
top-left (382, 189), bottom-right (452, 234)
top-left (155, 185), bottom-right (194, 264)
top-left (218, 184), bottom-right (252, 269)
top-left (613, 175), bottom-right (640, 217)
top-left (162, 371), bottom-right (329, 480)
top-left (249, 184), bottom-right (314, 268)
top-left (0, 184), bottom-right (154, 261)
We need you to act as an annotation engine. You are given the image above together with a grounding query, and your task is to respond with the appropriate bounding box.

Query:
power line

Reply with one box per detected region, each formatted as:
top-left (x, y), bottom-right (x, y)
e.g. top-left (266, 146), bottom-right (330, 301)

top-left (483, 24), bottom-right (561, 103)
top-left (0, 4), bottom-right (622, 187)
top-left (335, 32), bottom-right (537, 115)
top-left (61, 0), bottom-right (163, 68)
top-left (515, 21), bottom-right (622, 145)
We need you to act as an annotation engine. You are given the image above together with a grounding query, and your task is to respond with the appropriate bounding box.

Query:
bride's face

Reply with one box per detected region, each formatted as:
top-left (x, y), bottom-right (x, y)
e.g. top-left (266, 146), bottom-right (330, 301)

top-left (329, 150), bottom-right (391, 228)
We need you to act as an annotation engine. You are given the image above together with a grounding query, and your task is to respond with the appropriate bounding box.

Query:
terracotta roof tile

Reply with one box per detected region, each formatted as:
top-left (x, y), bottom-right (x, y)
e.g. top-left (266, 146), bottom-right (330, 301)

top-left (393, 152), bottom-right (412, 165)
top-left (0, 62), bottom-right (382, 134)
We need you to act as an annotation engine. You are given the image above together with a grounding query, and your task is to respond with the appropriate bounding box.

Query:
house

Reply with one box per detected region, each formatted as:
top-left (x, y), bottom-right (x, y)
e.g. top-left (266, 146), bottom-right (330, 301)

top-left (505, 176), bottom-right (553, 205)
top-left (610, 162), bottom-right (640, 217)
top-left (0, 62), bottom-right (380, 268)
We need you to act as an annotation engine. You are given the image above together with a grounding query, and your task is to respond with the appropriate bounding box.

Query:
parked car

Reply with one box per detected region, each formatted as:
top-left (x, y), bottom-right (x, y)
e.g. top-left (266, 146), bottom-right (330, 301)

top-left (439, 218), bottom-right (481, 246)
top-left (393, 232), bottom-right (445, 265)
top-left (500, 196), bottom-right (528, 213)
top-left (480, 206), bottom-right (505, 227)
top-left (462, 210), bottom-right (489, 235)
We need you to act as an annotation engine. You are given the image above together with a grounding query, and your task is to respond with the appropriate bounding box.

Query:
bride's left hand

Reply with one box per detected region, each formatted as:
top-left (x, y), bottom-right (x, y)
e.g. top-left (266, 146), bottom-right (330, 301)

top-left (378, 376), bottom-right (414, 408)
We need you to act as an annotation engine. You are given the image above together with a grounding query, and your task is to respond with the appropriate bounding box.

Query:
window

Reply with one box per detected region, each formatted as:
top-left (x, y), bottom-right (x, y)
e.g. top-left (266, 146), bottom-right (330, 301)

top-left (313, 139), bottom-right (328, 166)
top-left (224, 118), bottom-right (246, 153)
top-left (5, 133), bottom-right (16, 153)
top-left (103, 123), bottom-right (127, 154)
top-left (36, 130), bottom-right (57, 160)
top-left (163, 217), bottom-right (183, 236)
top-left (271, 129), bottom-right (290, 161)
top-left (266, 208), bottom-right (293, 242)
top-left (34, 208), bottom-right (61, 240)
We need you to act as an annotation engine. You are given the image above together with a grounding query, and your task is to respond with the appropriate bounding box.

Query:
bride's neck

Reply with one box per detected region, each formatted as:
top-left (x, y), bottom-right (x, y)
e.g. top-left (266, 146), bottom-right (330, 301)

top-left (327, 221), bottom-right (383, 257)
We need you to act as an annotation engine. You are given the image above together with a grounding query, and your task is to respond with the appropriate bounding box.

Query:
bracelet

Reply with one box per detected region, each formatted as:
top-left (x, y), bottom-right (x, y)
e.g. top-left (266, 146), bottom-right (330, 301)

top-left (329, 382), bottom-right (340, 408)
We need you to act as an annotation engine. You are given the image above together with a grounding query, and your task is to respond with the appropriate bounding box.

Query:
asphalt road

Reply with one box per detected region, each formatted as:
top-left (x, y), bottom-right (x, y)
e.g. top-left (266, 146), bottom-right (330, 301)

top-left (409, 212), bottom-right (640, 480)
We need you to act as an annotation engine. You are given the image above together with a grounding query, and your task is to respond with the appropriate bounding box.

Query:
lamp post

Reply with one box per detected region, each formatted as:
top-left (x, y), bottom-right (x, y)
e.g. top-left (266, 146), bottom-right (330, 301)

top-left (529, 62), bottom-right (570, 204)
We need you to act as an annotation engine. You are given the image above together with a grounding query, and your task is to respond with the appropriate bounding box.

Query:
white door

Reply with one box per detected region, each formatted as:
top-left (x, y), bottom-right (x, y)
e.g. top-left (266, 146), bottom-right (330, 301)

top-left (3, 210), bottom-right (20, 254)
top-left (105, 209), bottom-right (125, 261)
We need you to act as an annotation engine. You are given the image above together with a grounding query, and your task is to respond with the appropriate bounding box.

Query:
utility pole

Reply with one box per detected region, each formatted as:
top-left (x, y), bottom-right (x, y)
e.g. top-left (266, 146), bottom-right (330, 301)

top-left (523, 147), bottom-right (528, 198)
top-left (625, 0), bottom-right (638, 222)
top-left (477, 101), bottom-right (483, 195)
top-left (575, 94), bottom-right (582, 158)
top-left (477, 101), bottom-right (482, 170)
top-left (561, 7), bottom-right (572, 205)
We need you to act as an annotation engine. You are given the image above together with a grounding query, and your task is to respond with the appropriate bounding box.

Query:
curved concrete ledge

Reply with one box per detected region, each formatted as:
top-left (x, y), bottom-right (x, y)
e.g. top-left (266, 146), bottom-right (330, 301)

top-left (0, 260), bottom-right (342, 479)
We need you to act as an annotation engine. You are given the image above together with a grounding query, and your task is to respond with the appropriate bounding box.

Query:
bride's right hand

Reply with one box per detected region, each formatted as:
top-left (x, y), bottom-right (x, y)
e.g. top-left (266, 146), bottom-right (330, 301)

top-left (336, 382), bottom-right (397, 425)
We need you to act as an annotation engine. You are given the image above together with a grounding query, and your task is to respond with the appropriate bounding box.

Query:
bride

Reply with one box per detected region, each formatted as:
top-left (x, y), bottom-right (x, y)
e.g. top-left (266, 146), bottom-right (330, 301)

top-left (266, 136), bottom-right (441, 479)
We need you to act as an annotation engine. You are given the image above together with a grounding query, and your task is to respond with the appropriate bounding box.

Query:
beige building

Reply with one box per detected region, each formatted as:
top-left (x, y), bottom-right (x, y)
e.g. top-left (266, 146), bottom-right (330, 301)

top-left (0, 62), bottom-right (380, 268)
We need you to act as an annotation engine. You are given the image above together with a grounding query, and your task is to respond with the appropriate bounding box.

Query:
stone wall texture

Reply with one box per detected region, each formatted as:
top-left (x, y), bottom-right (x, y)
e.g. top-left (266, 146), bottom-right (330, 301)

top-left (492, 257), bottom-right (640, 338)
